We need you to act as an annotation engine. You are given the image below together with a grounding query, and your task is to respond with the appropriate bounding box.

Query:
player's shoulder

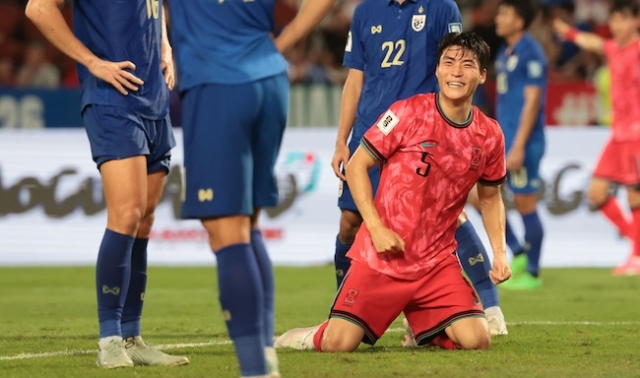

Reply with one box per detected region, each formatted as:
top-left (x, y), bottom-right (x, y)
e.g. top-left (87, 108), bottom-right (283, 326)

top-left (473, 108), bottom-right (502, 135)
top-left (429, 0), bottom-right (460, 13)
top-left (521, 34), bottom-right (547, 63)
top-left (354, 0), bottom-right (387, 15)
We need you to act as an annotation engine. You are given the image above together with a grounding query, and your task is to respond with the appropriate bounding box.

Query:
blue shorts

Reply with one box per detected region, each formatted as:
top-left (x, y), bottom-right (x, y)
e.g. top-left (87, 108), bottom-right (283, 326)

top-left (506, 141), bottom-right (545, 194)
top-left (337, 138), bottom-right (381, 212)
top-left (180, 73), bottom-right (289, 219)
top-left (82, 105), bottom-right (175, 173)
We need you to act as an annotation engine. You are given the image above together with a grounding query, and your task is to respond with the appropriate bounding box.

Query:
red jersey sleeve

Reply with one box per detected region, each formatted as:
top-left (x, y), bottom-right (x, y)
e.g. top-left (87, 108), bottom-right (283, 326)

top-left (360, 99), bottom-right (414, 162)
top-left (602, 39), bottom-right (616, 60)
top-left (479, 120), bottom-right (507, 186)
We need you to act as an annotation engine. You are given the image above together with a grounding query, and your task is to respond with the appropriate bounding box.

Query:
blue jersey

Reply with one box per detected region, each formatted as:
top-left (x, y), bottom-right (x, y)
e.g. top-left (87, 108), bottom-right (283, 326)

top-left (344, 0), bottom-right (462, 140)
top-left (168, 0), bottom-right (288, 90)
top-left (73, 0), bottom-right (168, 119)
top-left (495, 33), bottom-right (547, 151)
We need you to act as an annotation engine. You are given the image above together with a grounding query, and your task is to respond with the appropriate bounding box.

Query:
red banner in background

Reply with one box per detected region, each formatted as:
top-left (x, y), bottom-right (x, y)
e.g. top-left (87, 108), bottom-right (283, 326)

top-left (482, 81), bottom-right (601, 126)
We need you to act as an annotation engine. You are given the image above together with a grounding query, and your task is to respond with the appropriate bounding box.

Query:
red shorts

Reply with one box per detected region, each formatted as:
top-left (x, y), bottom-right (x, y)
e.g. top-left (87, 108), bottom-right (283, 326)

top-left (593, 139), bottom-right (640, 186)
top-left (330, 253), bottom-right (484, 345)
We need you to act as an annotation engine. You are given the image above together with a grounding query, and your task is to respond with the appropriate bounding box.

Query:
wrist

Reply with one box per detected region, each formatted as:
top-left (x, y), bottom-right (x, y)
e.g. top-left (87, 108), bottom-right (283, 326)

top-left (564, 28), bottom-right (579, 42)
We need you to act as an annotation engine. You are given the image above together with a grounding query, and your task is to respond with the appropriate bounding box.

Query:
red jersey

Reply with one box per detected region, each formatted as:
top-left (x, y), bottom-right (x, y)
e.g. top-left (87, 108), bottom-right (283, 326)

top-left (603, 38), bottom-right (640, 141)
top-left (348, 93), bottom-right (506, 280)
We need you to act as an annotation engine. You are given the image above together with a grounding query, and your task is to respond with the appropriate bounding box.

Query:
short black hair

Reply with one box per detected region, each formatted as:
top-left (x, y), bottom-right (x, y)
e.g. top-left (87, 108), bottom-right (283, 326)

top-left (499, 0), bottom-right (538, 30)
top-left (610, 0), bottom-right (640, 16)
top-left (437, 32), bottom-right (491, 71)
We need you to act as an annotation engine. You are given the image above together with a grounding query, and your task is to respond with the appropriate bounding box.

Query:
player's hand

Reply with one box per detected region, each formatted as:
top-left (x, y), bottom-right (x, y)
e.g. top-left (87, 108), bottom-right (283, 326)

top-left (552, 18), bottom-right (571, 39)
top-left (369, 225), bottom-right (405, 253)
top-left (332, 143), bottom-right (351, 181)
top-left (161, 47), bottom-right (175, 91)
top-left (88, 59), bottom-right (143, 96)
top-left (506, 146), bottom-right (525, 171)
top-left (489, 255), bottom-right (511, 284)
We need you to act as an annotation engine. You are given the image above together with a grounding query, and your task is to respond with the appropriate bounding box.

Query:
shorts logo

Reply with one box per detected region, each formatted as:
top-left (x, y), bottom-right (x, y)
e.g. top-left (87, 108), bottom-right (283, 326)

top-left (338, 180), bottom-right (344, 198)
top-left (345, 31), bottom-right (352, 52)
top-left (412, 15), bottom-right (426, 32)
top-left (468, 253), bottom-right (484, 266)
top-left (448, 22), bottom-right (462, 33)
top-left (470, 146), bottom-right (482, 171)
top-left (344, 289), bottom-right (359, 306)
top-left (377, 110), bottom-right (400, 135)
top-left (198, 188), bottom-right (214, 202)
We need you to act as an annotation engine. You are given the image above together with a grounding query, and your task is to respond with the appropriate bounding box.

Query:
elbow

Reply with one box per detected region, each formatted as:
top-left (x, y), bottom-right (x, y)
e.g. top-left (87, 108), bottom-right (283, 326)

top-left (25, 1), bottom-right (41, 23)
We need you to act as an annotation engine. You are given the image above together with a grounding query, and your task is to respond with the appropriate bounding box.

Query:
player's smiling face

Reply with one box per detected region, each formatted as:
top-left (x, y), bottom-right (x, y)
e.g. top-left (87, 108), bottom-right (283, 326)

top-left (436, 46), bottom-right (486, 102)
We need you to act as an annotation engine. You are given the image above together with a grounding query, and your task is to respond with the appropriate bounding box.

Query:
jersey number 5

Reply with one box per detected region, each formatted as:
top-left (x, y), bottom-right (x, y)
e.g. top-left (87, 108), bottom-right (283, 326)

top-left (146, 0), bottom-right (160, 19)
top-left (381, 40), bottom-right (406, 68)
top-left (416, 152), bottom-right (431, 177)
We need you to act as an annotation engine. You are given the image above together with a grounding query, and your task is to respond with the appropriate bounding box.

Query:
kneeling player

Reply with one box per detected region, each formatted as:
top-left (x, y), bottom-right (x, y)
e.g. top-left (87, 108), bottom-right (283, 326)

top-left (275, 32), bottom-right (511, 352)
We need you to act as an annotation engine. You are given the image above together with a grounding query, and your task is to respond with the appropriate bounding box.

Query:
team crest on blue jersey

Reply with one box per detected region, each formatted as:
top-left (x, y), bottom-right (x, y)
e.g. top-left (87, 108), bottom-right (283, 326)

top-left (507, 55), bottom-right (518, 71)
top-left (412, 15), bottom-right (426, 32)
top-left (448, 23), bottom-right (462, 33)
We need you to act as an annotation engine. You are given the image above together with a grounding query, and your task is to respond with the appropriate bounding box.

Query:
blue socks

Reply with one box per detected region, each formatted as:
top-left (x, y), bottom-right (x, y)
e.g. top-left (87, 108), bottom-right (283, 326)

top-left (96, 229), bottom-right (135, 338)
top-left (455, 221), bottom-right (500, 309)
top-left (250, 229), bottom-right (275, 347)
top-left (522, 211), bottom-right (544, 277)
top-left (121, 238), bottom-right (148, 339)
top-left (216, 243), bottom-right (267, 377)
top-left (334, 236), bottom-right (352, 289)
top-left (505, 218), bottom-right (524, 255)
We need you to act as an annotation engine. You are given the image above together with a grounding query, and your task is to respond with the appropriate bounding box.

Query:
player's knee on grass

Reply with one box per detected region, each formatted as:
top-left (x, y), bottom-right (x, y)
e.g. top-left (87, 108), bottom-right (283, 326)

top-left (446, 318), bottom-right (491, 350)
top-left (321, 318), bottom-right (364, 352)
top-left (338, 210), bottom-right (363, 244)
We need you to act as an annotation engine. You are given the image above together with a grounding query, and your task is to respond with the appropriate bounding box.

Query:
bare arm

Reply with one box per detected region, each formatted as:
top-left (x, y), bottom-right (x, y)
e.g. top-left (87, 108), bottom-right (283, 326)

top-left (161, 4), bottom-right (175, 90)
top-left (274, 0), bottom-right (336, 53)
top-left (346, 146), bottom-right (404, 252)
top-left (553, 19), bottom-right (604, 54)
top-left (332, 68), bottom-right (364, 179)
top-left (507, 85), bottom-right (542, 170)
top-left (25, 0), bottom-right (144, 95)
top-left (477, 184), bottom-right (507, 263)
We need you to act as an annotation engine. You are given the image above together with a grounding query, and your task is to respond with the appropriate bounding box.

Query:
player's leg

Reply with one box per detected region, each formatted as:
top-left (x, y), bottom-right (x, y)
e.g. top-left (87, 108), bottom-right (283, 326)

top-left (181, 84), bottom-right (267, 378)
top-left (406, 253), bottom-right (490, 350)
top-left (617, 185), bottom-right (640, 275)
top-left (334, 143), bottom-right (379, 289)
top-left (502, 144), bottom-right (544, 290)
top-left (590, 140), bottom-right (633, 239)
top-left (454, 212), bottom-right (507, 336)
top-left (120, 118), bottom-right (188, 366)
top-left (83, 105), bottom-right (150, 368)
top-left (276, 261), bottom-right (409, 352)
top-left (250, 73), bottom-right (289, 378)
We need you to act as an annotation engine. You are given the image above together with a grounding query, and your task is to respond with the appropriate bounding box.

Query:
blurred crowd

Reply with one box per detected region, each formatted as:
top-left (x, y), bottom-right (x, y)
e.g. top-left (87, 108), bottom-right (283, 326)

top-left (0, 0), bottom-right (614, 89)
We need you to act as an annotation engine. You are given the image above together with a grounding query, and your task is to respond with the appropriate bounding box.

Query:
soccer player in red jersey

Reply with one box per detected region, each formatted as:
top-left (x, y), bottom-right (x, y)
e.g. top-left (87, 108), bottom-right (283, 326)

top-left (555, 0), bottom-right (640, 275)
top-left (275, 32), bottom-right (511, 352)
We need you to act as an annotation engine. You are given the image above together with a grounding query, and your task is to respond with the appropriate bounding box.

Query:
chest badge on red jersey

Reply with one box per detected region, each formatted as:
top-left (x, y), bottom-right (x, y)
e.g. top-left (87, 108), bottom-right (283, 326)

top-left (470, 146), bottom-right (483, 171)
top-left (412, 15), bottom-right (426, 32)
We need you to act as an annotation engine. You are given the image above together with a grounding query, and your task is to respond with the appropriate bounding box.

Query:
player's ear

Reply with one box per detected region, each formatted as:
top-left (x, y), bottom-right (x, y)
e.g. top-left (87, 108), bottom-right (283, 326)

top-left (479, 68), bottom-right (487, 85)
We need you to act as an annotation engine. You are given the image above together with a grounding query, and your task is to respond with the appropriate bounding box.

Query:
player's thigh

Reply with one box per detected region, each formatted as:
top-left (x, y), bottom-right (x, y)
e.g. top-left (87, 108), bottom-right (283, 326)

top-left (330, 261), bottom-right (412, 345)
top-left (507, 142), bottom-right (544, 196)
top-left (82, 105), bottom-right (150, 168)
top-left (623, 140), bottom-right (640, 207)
top-left (321, 317), bottom-right (366, 353)
top-left (253, 73), bottom-right (289, 209)
top-left (180, 84), bottom-right (258, 220)
top-left (145, 114), bottom-right (176, 177)
top-left (591, 138), bottom-right (624, 204)
top-left (405, 253), bottom-right (485, 346)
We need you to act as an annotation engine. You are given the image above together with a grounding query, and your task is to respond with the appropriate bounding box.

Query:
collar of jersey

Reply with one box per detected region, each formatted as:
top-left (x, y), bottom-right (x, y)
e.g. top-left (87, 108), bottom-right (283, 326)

top-left (435, 93), bottom-right (473, 129)
top-left (387, 0), bottom-right (418, 5)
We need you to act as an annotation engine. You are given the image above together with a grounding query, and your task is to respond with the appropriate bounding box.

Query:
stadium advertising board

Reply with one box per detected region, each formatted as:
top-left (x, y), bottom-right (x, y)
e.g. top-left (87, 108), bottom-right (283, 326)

top-left (0, 128), bottom-right (630, 267)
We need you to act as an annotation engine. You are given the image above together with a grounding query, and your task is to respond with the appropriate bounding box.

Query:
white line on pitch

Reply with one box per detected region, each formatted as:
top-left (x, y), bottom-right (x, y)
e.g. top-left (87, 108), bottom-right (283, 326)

top-left (2, 321), bottom-right (639, 362)
top-left (0, 340), bottom-right (231, 362)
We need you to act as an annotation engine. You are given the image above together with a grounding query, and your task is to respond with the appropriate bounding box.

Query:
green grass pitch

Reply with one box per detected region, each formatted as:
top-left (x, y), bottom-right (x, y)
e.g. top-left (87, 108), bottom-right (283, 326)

top-left (0, 266), bottom-right (638, 377)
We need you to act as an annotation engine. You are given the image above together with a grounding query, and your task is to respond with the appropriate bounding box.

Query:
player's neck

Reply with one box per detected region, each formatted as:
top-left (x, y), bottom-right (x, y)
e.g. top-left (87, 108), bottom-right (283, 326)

top-left (505, 30), bottom-right (525, 50)
top-left (437, 93), bottom-right (473, 125)
top-left (616, 33), bottom-right (639, 47)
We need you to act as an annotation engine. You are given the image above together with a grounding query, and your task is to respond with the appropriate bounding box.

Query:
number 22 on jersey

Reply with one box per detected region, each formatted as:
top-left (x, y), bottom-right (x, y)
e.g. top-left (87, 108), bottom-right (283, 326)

top-left (381, 39), bottom-right (406, 68)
